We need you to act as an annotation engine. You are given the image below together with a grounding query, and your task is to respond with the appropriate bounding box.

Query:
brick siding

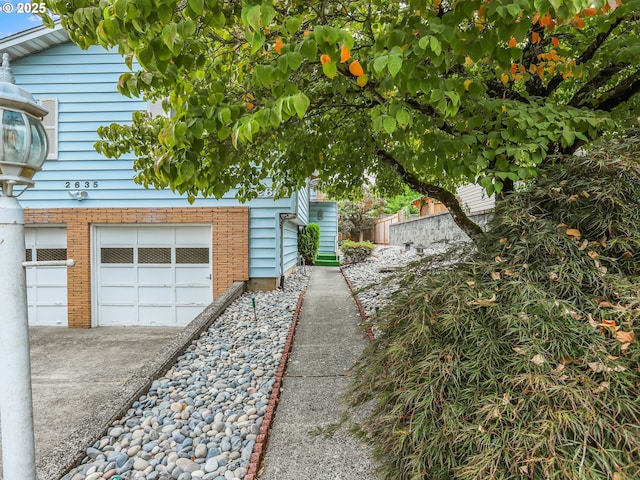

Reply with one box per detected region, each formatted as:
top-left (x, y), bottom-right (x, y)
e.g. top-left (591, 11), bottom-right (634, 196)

top-left (24, 207), bottom-right (249, 328)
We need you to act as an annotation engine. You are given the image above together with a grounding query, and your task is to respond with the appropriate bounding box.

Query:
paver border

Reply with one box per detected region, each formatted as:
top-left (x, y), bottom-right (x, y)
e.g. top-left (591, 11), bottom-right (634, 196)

top-left (340, 268), bottom-right (376, 342)
top-left (244, 289), bottom-right (306, 480)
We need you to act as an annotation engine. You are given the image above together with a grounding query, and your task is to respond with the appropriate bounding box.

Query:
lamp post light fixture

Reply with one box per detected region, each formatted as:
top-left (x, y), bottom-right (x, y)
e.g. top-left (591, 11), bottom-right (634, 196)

top-left (0, 52), bottom-right (49, 480)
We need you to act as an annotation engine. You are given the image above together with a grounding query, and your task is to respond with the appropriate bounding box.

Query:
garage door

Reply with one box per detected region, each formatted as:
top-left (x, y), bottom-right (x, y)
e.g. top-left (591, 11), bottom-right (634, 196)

top-left (95, 226), bottom-right (212, 326)
top-left (25, 227), bottom-right (68, 327)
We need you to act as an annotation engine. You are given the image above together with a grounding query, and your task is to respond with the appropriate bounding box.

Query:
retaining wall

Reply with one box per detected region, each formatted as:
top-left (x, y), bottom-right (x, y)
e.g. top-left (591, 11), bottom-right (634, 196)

top-left (389, 210), bottom-right (493, 248)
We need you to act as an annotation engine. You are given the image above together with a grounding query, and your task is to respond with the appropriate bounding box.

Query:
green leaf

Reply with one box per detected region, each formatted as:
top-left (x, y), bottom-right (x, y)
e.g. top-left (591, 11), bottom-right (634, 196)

top-left (299, 39), bottom-right (317, 60)
top-left (261, 4), bottom-right (276, 27)
top-left (322, 61), bottom-right (337, 79)
top-left (430, 36), bottom-right (442, 56)
top-left (250, 30), bottom-right (266, 54)
top-left (373, 55), bottom-right (389, 74)
top-left (562, 129), bottom-right (575, 147)
top-left (383, 116), bottom-right (397, 134)
top-left (217, 127), bottom-right (231, 140)
top-left (161, 22), bottom-right (178, 52)
top-left (174, 121), bottom-right (187, 139)
top-left (179, 161), bottom-right (196, 181)
top-left (293, 93), bottom-right (311, 118)
top-left (388, 56), bottom-right (403, 78)
top-left (285, 16), bottom-right (302, 35)
top-left (218, 107), bottom-right (231, 124)
top-left (246, 5), bottom-right (261, 32)
top-left (287, 52), bottom-right (303, 71)
top-left (396, 109), bottom-right (411, 128)
top-left (188, 0), bottom-right (204, 16)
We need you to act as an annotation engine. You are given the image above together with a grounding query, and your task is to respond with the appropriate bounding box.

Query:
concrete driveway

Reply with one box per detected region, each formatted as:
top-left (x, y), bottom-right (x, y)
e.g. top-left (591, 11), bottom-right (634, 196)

top-left (0, 281), bottom-right (244, 480)
top-left (0, 326), bottom-right (181, 480)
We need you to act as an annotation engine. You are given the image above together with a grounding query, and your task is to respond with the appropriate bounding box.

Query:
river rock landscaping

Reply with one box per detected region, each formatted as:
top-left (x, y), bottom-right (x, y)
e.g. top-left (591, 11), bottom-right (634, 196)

top-left (341, 245), bottom-right (440, 326)
top-left (60, 267), bottom-right (311, 480)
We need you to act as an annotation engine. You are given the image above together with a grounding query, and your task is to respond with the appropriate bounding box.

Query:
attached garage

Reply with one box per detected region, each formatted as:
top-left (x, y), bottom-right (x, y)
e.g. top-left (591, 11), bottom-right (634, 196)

top-left (94, 225), bottom-right (213, 326)
top-left (25, 227), bottom-right (68, 327)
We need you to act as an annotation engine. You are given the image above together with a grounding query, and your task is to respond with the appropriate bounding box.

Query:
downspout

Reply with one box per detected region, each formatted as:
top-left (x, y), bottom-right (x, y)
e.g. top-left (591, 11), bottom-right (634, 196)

top-left (279, 190), bottom-right (299, 289)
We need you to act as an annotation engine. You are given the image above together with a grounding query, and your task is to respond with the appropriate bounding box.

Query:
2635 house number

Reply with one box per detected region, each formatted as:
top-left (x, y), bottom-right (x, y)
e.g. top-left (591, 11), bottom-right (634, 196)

top-left (65, 181), bottom-right (99, 189)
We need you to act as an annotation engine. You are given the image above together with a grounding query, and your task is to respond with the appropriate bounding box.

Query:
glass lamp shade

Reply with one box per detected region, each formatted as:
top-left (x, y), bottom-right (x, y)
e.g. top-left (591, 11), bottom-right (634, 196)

top-left (0, 106), bottom-right (49, 186)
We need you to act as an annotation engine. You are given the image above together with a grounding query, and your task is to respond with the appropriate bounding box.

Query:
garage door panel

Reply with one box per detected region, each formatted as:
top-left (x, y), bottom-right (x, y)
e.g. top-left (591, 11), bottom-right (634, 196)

top-left (176, 286), bottom-right (211, 304)
top-left (96, 226), bottom-right (212, 326)
top-left (175, 226), bottom-right (209, 244)
top-left (138, 227), bottom-right (174, 244)
top-left (100, 228), bottom-right (136, 244)
top-left (35, 268), bottom-right (67, 284)
top-left (35, 228), bottom-right (66, 243)
top-left (138, 267), bottom-right (173, 284)
top-left (34, 306), bottom-right (67, 326)
top-left (98, 306), bottom-right (134, 325)
top-left (100, 267), bottom-right (135, 284)
top-left (34, 286), bottom-right (67, 303)
top-left (139, 286), bottom-right (173, 304)
top-left (179, 306), bottom-right (207, 320)
top-left (175, 266), bottom-right (209, 283)
top-left (139, 306), bottom-right (174, 325)
top-left (26, 227), bottom-right (68, 327)
top-left (100, 286), bottom-right (136, 304)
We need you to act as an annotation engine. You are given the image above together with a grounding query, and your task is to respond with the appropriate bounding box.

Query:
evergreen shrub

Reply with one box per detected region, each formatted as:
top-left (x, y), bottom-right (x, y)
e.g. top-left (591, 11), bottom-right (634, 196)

top-left (341, 240), bottom-right (375, 264)
top-left (299, 223), bottom-right (320, 265)
top-left (349, 136), bottom-right (640, 480)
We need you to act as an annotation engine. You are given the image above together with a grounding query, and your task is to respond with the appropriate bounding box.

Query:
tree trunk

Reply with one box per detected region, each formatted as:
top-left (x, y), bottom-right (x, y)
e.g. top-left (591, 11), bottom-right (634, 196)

top-left (376, 149), bottom-right (484, 242)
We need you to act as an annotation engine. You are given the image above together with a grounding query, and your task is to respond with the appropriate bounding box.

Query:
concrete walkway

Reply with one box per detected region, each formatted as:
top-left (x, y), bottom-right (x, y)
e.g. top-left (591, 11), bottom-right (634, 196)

top-left (259, 267), bottom-right (377, 480)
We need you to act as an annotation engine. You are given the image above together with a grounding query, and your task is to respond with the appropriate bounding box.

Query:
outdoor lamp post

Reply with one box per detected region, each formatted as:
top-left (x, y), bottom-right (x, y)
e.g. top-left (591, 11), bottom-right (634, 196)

top-left (0, 52), bottom-right (49, 480)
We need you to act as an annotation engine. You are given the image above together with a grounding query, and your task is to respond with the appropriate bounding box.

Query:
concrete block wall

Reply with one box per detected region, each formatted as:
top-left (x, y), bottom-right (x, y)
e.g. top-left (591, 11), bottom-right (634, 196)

top-left (24, 207), bottom-right (249, 328)
top-left (389, 210), bottom-right (493, 248)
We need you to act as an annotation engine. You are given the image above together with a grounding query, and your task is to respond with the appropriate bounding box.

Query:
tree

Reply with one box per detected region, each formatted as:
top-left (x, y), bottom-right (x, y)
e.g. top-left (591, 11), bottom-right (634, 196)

top-left (42, 0), bottom-right (640, 241)
top-left (338, 189), bottom-right (385, 241)
top-left (382, 185), bottom-right (419, 215)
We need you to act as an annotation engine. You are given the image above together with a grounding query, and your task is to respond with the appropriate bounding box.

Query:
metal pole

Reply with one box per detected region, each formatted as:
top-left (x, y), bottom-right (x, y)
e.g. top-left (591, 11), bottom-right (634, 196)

top-left (0, 194), bottom-right (37, 480)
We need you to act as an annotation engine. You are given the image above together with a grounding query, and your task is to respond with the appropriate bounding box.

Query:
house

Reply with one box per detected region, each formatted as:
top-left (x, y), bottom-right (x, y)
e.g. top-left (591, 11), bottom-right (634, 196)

top-left (1, 24), bottom-right (338, 328)
top-left (410, 184), bottom-right (495, 218)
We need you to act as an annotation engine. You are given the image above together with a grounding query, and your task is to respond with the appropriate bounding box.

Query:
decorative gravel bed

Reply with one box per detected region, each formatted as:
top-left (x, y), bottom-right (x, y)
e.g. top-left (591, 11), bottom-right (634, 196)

top-left (61, 267), bottom-right (311, 480)
top-left (341, 245), bottom-right (441, 332)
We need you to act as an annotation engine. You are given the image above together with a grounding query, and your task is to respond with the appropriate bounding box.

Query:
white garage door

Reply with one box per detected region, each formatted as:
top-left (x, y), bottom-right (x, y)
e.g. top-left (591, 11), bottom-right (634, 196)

top-left (25, 227), bottom-right (68, 327)
top-left (95, 226), bottom-right (212, 326)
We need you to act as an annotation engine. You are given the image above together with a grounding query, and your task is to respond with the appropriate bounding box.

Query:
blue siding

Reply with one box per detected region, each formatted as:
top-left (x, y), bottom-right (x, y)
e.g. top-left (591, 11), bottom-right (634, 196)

top-left (282, 221), bottom-right (299, 273)
top-left (310, 202), bottom-right (338, 254)
top-left (9, 41), bottom-right (307, 280)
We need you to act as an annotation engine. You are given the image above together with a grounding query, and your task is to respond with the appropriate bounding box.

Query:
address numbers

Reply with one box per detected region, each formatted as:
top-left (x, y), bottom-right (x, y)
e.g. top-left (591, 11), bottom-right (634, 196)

top-left (65, 181), bottom-right (99, 189)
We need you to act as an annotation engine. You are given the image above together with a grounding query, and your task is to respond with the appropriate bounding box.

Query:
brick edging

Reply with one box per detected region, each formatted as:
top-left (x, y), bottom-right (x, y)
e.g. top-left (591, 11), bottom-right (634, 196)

top-left (340, 267), bottom-right (376, 342)
top-left (244, 289), bottom-right (306, 480)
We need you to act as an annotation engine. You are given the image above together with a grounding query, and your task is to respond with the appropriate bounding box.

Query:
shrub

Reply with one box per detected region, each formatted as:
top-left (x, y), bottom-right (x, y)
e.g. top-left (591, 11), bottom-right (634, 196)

top-left (348, 136), bottom-right (640, 480)
top-left (299, 223), bottom-right (320, 265)
top-left (341, 240), bottom-right (375, 264)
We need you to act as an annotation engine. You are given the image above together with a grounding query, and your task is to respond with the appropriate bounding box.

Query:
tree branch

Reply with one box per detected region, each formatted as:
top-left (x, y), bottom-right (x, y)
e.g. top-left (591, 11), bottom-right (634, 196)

top-left (543, 15), bottom-right (625, 97)
top-left (595, 69), bottom-right (640, 111)
top-left (568, 63), bottom-right (631, 107)
top-left (375, 148), bottom-right (484, 241)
